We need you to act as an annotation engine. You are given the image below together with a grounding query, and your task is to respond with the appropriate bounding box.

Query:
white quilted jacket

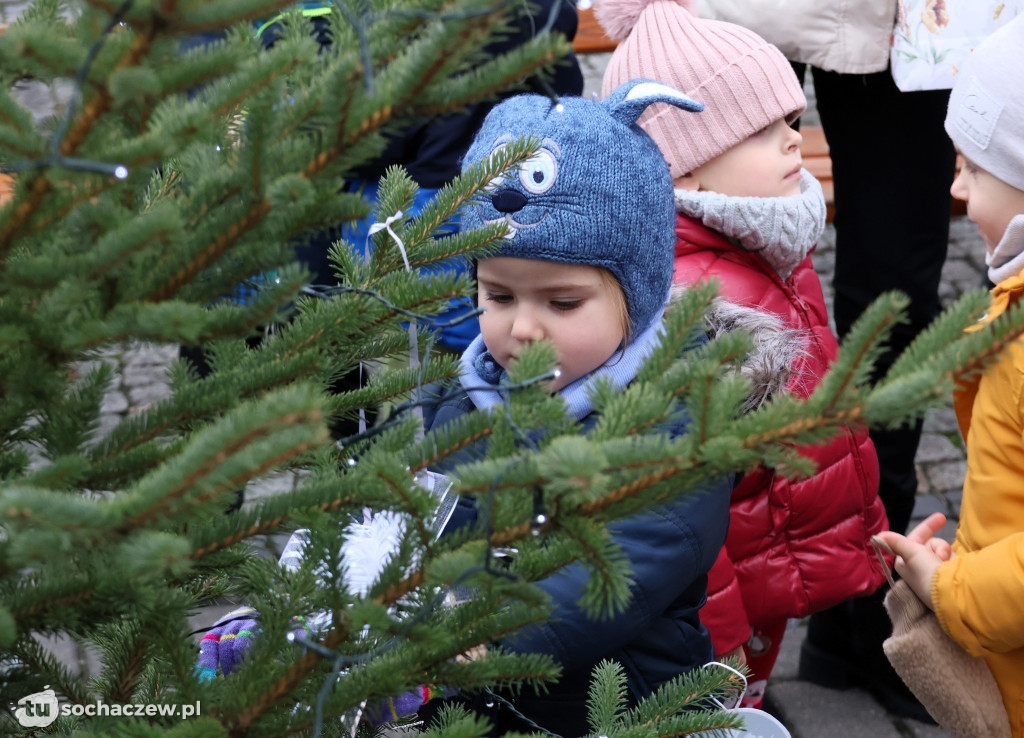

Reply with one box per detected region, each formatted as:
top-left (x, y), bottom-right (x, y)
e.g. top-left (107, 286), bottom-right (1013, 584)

top-left (698, 0), bottom-right (897, 74)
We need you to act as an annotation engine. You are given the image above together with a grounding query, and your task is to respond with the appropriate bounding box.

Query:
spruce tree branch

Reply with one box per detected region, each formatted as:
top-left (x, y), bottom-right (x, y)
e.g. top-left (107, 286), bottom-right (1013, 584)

top-left (378, 469), bottom-right (435, 553)
top-left (109, 635), bottom-right (148, 703)
top-left (8, 637), bottom-right (95, 707)
top-left (119, 407), bottom-right (323, 531)
top-left (333, 0), bottom-right (376, 95)
top-left (408, 428), bottom-right (493, 474)
top-left (695, 373), bottom-right (713, 445)
top-left (171, 1), bottom-right (298, 35)
top-left (410, 47), bottom-right (559, 118)
top-left (0, 174), bottom-right (53, 259)
top-left (13, 586), bottom-right (94, 628)
top-left (0, 4), bottom-right (149, 254)
top-left (30, 176), bottom-right (116, 236)
top-left (229, 625), bottom-right (348, 734)
top-left (79, 0), bottom-right (296, 34)
top-left (740, 407), bottom-right (864, 448)
top-left (187, 185), bottom-right (241, 229)
top-left (945, 318), bottom-right (1024, 382)
top-left (146, 200), bottom-right (272, 302)
top-left (402, 16), bottom-right (491, 103)
top-left (189, 491), bottom-right (362, 559)
top-left (91, 353), bottom-right (317, 468)
top-left (328, 364), bottom-right (461, 418)
top-left (823, 311), bottom-right (901, 417)
top-left (306, 103), bottom-right (395, 181)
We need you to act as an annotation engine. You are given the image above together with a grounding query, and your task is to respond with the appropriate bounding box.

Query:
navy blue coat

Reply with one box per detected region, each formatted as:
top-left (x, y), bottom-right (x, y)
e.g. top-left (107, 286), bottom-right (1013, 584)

top-left (422, 384), bottom-right (732, 735)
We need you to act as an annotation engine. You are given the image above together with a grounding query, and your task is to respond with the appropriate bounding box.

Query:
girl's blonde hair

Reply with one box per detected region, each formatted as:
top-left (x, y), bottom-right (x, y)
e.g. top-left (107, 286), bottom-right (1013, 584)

top-left (599, 267), bottom-right (632, 347)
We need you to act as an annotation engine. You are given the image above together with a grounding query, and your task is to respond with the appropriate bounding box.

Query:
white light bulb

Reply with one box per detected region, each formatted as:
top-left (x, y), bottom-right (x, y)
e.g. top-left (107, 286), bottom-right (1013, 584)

top-left (114, 165), bottom-right (128, 180)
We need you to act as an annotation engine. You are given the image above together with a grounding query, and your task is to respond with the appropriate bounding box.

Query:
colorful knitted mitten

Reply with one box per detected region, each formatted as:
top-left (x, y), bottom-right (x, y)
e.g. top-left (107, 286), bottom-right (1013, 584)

top-left (195, 606), bottom-right (261, 681)
top-left (194, 607), bottom-right (310, 682)
top-left (364, 686), bottom-right (448, 726)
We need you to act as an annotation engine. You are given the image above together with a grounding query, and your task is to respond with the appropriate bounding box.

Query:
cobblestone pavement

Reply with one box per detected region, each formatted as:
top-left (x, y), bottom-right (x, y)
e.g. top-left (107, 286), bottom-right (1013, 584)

top-left (16, 38), bottom-right (987, 738)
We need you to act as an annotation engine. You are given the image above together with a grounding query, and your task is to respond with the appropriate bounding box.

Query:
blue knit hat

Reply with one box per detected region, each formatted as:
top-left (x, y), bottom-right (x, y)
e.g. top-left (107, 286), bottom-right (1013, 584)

top-left (461, 79), bottom-right (703, 337)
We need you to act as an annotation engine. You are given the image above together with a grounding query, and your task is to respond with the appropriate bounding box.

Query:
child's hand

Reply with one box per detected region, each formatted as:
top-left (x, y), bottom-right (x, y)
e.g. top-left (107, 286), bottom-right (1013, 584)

top-left (874, 513), bottom-right (955, 610)
top-left (720, 644), bottom-right (748, 669)
top-left (906, 512), bottom-right (955, 561)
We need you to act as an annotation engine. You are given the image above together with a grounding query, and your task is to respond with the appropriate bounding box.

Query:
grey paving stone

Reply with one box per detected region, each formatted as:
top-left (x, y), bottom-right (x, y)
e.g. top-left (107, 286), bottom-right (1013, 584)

top-left (768, 680), bottom-right (903, 738)
top-left (245, 471), bottom-right (297, 502)
top-left (809, 248), bottom-right (834, 276)
top-left (940, 258), bottom-right (989, 300)
top-left (946, 490), bottom-right (963, 515)
top-left (906, 719), bottom-right (958, 738)
top-left (124, 363), bottom-right (168, 388)
top-left (579, 52), bottom-right (612, 100)
top-left (770, 620), bottom-right (803, 681)
top-left (11, 79), bottom-right (73, 126)
top-left (128, 381), bottom-right (173, 409)
top-left (32, 634), bottom-right (102, 681)
top-left (915, 433), bottom-right (962, 463)
top-left (100, 390), bottom-right (129, 414)
top-left (910, 493), bottom-right (950, 527)
top-left (93, 413), bottom-right (123, 442)
top-left (922, 406), bottom-right (959, 434)
top-left (123, 341), bottom-right (179, 367)
top-left (922, 459), bottom-right (967, 495)
top-left (935, 518), bottom-right (960, 542)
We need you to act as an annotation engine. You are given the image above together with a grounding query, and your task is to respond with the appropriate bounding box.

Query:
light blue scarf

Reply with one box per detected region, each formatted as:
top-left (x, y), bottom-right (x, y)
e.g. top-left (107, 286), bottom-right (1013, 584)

top-left (458, 307), bottom-right (667, 421)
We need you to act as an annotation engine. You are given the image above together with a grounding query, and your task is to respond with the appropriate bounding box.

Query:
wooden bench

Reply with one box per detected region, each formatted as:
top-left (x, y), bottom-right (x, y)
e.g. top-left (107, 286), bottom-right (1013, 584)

top-left (571, 7), bottom-right (966, 222)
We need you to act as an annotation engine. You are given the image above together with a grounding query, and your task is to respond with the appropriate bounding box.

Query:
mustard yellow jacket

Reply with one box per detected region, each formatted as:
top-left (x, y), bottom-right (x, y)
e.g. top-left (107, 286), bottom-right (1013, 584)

top-left (935, 270), bottom-right (1024, 737)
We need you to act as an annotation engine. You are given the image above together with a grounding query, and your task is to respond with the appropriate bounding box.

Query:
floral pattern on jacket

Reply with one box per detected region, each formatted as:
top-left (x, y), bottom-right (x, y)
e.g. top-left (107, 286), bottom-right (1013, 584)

top-left (891, 0), bottom-right (1024, 90)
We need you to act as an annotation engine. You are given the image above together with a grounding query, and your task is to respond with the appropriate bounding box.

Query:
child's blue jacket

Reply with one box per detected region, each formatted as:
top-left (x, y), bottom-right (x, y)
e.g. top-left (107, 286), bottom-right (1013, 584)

top-left (422, 384), bottom-right (732, 734)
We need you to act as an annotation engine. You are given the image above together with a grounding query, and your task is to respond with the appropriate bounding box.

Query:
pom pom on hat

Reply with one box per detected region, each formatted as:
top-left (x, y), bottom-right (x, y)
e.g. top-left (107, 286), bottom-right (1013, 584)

top-left (595, 0), bottom-right (695, 40)
top-left (598, 0), bottom-right (805, 180)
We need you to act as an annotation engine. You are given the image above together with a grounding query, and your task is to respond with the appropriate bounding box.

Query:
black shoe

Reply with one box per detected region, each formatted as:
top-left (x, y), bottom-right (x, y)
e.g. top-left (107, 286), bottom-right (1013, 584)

top-left (799, 597), bottom-right (937, 725)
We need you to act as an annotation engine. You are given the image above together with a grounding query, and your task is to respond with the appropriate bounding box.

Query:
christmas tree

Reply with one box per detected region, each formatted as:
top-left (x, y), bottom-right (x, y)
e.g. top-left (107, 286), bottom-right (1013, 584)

top-left (1, 1), bottom-right (1022, 736)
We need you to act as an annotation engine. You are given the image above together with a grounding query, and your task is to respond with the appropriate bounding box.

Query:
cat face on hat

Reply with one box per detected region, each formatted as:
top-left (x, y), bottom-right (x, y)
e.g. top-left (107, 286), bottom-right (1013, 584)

top-left (462, 80), bottom-right (703, 336)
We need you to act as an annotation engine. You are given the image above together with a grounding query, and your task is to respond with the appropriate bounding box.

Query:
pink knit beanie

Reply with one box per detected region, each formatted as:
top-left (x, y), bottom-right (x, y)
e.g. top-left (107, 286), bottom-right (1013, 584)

top-left (598, 0), bottom-right (806, 179)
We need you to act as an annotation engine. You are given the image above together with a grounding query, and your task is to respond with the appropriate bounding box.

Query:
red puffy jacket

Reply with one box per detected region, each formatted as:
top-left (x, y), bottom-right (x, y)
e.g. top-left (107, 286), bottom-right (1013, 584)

top-left (673, 214), bottom-right (889, 655)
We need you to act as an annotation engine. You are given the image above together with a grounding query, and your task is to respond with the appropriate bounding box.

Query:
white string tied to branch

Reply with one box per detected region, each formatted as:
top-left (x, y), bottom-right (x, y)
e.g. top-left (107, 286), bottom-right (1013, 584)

top-left (367, 210), bottom-right (424, 432)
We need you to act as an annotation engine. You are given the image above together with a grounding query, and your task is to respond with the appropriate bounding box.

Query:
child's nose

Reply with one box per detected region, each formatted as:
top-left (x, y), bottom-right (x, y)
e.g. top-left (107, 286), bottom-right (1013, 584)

top-left (786, 126), bottom-right (802, 151)
top-left (950, 168), bottom-right (968, 201)
top-left (510, 308), bottom-right (543, 342)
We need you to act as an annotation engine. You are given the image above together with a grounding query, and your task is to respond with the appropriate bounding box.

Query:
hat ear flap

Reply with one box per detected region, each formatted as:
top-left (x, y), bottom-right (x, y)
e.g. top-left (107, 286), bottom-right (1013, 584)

top-left (604, 79), bottom-right (704, 126)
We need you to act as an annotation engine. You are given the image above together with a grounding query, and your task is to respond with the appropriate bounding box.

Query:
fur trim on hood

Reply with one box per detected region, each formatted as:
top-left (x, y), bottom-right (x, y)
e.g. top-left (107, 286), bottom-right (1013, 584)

top-left (677, 286), bottom-right (806, 413)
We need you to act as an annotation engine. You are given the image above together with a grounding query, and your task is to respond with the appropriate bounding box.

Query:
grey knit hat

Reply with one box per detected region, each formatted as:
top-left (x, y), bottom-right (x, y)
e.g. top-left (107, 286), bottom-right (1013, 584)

top-left (460, 79), bottom-right (703, 336)
top-left (945, 13), bottom-right (1024, 192)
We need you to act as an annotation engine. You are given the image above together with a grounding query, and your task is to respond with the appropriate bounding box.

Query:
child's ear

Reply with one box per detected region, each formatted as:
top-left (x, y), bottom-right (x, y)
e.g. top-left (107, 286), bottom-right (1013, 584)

top-left (673, 172), bottom-right (700, 191)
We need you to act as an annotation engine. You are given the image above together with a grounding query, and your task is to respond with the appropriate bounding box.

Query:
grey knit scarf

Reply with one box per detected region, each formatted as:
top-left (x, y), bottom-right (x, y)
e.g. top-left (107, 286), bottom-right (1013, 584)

top-left (673, 169), bottom-right (827, 280)
top-left (985, 214), bottom-right (1024, 285)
